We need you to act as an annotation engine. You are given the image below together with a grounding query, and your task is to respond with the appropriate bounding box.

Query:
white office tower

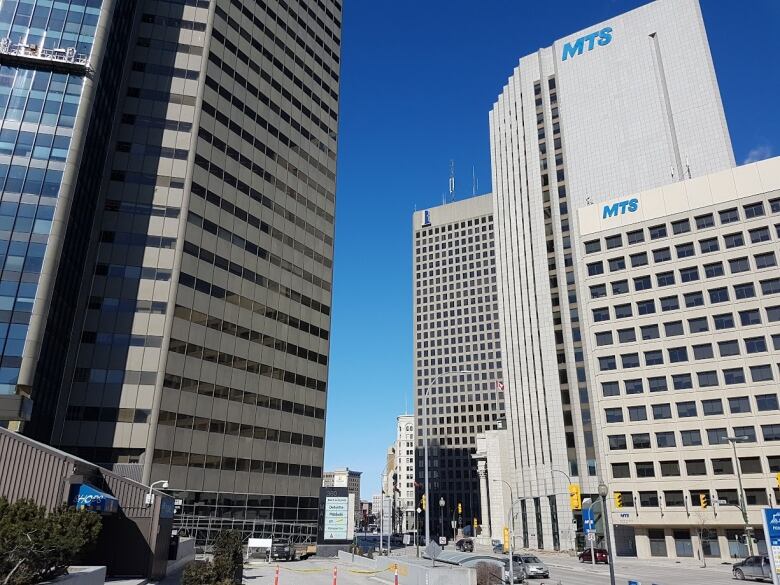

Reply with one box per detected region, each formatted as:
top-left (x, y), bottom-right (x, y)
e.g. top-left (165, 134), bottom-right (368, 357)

top-left (489, 0), bottom-right (734, 551)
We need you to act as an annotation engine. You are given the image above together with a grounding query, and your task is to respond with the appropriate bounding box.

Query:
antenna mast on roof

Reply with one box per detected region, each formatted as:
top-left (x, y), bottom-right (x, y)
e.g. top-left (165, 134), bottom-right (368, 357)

top-left (472, 166), bottom-right (478, 196)
top-left (448, 160), bottom-right (456, 203)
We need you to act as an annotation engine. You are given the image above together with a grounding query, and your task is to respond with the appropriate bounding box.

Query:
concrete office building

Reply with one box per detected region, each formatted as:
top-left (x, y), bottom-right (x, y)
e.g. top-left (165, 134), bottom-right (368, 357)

top-left (0, 0), bottom-right (341, 542)
top-left (412, 194), bottom-right (504, 532)
top-left (577, 157), bottom-right (780, 561)
top-left (323, 468), bottom-right (362, 529)
top-left (472, 419), bottom-right (514, 544)
top-left (394, 414), bottom-right (416, 532)
top-left (489, 0), bottom-right (733, 550)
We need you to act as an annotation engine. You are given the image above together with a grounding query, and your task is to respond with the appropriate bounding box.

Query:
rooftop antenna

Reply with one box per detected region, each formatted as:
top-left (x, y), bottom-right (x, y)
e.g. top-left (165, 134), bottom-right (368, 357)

top-left (685, 156), bottom-right (692, 179)
top-left (472, 166), bottom-right (478, 196)
top-left (448, 160), bottom-right (456, 203)
top-left (670, 164), bottom-right (676, 180)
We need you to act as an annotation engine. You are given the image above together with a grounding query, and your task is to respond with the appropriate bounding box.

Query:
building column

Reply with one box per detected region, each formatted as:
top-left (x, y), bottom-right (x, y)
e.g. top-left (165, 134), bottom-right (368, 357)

top-left (477, 460), bottom-right (491, 538)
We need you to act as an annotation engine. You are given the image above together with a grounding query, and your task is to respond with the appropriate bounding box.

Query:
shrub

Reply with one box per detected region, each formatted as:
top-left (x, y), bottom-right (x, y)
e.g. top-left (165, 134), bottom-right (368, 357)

top-left (182, 561), bottom-right (215, 585)
top-left (182, 530), bottom-right (243, 585)
top-left (0, 498), bottom-right (102, 585)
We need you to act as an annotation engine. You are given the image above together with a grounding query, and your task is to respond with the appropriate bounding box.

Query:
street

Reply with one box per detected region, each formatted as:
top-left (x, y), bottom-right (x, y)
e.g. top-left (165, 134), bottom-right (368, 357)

top-left (237, 550), bottom-right (745, 585)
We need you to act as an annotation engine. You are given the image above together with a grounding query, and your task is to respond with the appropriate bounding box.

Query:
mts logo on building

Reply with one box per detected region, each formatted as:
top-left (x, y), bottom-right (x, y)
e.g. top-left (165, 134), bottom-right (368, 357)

top-left (602, 198), bottom-right (638, 219)
top-left (561, 27), bottom-right (613, 61)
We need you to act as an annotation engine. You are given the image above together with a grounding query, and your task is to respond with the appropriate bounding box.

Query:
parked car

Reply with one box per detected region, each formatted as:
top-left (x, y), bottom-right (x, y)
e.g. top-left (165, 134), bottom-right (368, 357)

top-left (271, 538), bottom-right (297, 561)
top-left (492, 540), bottom-right (505, 554)
top-left (455, 538), bottom-right (474, 552)
top-left (513, 554), bottom-right (549, 579)
top-left (733, 555), bottom-right (771, 581)
top-left (578, 548), bottom-right (609, 564)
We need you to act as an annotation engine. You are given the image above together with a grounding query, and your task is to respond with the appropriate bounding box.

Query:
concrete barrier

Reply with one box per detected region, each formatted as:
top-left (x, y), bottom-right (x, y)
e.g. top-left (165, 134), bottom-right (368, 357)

top-left (43, 566), bottom-right (107, 585)
top-left (167, 537), bottom-right (196, 574)
top-left (337, 551), bottom-right (476, 585)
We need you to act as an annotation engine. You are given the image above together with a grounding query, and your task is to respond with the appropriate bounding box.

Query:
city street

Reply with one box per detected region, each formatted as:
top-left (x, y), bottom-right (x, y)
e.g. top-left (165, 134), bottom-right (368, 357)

top-left (239, 550), bottom-right (744, 585)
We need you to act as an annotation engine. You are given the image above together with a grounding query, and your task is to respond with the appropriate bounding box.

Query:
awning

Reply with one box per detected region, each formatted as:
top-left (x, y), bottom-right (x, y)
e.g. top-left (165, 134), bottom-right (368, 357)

top-left (73, 484), bottom-right (119, 514)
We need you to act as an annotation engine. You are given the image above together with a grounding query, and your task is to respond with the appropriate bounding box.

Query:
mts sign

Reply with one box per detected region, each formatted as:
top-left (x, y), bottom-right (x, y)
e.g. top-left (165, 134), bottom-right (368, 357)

top-left (602, 198), bottom-right (638, 219)
top-left (561, 27), bottom-right (613, 61)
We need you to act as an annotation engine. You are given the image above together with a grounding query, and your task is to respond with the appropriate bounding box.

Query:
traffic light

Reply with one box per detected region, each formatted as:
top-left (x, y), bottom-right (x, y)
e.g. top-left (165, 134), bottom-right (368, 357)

top-left (614, 492), bottom-right (623, 509)
top-left (473, 517), bottom-right (478, 529)
top-left (457, 503), bottom-right (462, 515)
top-left (700, 493), bottom-right (709, 509)
top-left (568, 483), bottom-right (582, 510)
top-left (776, 472), bottom-right (780, 488)
top-left (421, 495), bottom-right (426, 510)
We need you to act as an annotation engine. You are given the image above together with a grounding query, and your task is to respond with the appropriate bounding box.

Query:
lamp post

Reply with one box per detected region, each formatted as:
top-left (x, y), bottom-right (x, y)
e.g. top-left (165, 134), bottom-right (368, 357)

top-left (145, 479), bottom-right (168, 506)
top-left (727, 435), bottom-right (754, 556)
top-left (439, 497), bottom-right (445, 541)
top-left (551, 468), bottom-right (577, 553)
top-left (422, 369), bottom-right (472, 546)
top-left (598, 484), bottom-right (615, 585)
top-left (493, 480), bottom-right (518, 585)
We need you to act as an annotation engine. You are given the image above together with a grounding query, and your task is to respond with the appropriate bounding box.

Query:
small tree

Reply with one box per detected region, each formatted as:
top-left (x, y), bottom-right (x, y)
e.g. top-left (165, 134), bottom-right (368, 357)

top-left (0, 498), bottom-right (102, 585)
top-left (182, 530), bottom-right (243, 585)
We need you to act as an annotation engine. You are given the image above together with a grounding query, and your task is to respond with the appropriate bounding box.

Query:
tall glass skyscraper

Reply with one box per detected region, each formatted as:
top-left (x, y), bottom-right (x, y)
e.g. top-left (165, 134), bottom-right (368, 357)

top-left (0, 0), bottom-right (341, 542)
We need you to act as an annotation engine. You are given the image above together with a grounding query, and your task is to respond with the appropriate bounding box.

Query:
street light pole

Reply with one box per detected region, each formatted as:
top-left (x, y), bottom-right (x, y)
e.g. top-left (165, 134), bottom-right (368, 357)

top-left (598, 484), bottom-right (616, 585)
top-left (422, 369), bottom-right (472, 547)
top-left (439, 497), bottom-right (445, 541)
top-left (728, 435), bottom-right (754, 556)
top-left (493, 479), bottom-right (514, 547)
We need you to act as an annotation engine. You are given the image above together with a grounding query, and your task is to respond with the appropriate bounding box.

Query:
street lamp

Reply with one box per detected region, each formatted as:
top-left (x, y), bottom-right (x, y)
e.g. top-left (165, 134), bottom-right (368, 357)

top-left (727, 435), bottom-right (754, 556)
top-left (598, 484), bottom-right (616, 585)
top-left (145, 479), bottom-right (169, 506)
top-left (493, 480), bottom-right (516, 585)
top-left (422, 369), bottom-right (472, 547)
top-left (439, 497), bottom-right (445, 541)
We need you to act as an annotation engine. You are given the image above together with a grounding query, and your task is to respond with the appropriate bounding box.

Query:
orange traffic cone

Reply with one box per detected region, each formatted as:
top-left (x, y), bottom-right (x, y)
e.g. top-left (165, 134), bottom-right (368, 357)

top-left (394, 566), bottom-right (399, 585)
top-left (333, 566), bottom-right (338, 585)
top-left (274, 566), bottom-right (279, 585)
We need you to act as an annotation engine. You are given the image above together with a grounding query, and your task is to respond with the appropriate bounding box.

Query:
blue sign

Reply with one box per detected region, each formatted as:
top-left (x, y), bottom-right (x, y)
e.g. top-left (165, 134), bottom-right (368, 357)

top-left (423, 210), bottom-right (431, 226)
top-left (562, 27), bottom-right (613, 61)
top-left (582, 507), bottom-right (594, 531)
top-left (764, 508), bottom-right (780, 545)
top-left (602, 198), bottom-right (638, 219)
top-left (72, 484), bottom-right (119, 514)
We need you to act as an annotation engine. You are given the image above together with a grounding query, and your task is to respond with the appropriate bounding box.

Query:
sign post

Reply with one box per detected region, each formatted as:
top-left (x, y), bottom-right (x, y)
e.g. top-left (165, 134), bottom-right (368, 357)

top-left (583, 506), bottom-right (595, 566)
top-left (761, 508), bottom-right (780, 585)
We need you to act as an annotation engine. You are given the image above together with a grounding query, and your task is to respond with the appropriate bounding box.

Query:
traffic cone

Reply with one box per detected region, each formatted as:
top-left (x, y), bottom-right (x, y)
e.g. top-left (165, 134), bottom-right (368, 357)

top-left (394, 566), bottom-right (399, 585)
top-left (332, 566), bottom-right (337, 585)
top-left (274, 566), bottom-right (279, 585)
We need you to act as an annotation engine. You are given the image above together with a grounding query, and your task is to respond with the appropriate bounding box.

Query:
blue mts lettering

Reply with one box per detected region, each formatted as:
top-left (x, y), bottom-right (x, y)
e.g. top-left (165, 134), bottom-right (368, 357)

top-left (562, 26), bottom-right (613, 61)
top-left (598, 27), bottom-right (613, 46)
top-left (561, 37), bottom-right (585, 61)
top-left (602, 198), bottom-right (639, 219)
top-left (602, 203), bottom-right (620, 219)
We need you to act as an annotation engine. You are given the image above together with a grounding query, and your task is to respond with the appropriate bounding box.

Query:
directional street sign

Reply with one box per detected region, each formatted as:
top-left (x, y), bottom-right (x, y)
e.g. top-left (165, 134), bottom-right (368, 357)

top-left (582, 507), bottom-right (595, 531)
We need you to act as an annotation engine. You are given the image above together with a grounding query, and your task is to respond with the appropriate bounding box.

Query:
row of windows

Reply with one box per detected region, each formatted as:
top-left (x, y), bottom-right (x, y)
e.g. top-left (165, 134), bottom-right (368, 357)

top-left (606, 403), bottom-right (780, 427)
top-left (191, 176), bottom-right (333, 269)
top-left (611, 457), bottom-right (780, 481)
top-left (212, 8), bottom-right (338, 117)
top-left (585, 199), bottom-right (780, 253)
top-left (186, 212), bottom-right (331, 291)
top-left (183, 238), bottom-right (330, 317)
top-left (216, 0), bottom-right (340, 83)
top-left (609, 487), bottom-right (771, 508)
top-left (587, 226), bottom-right (780, 276)
top-left (157, 410), bottom-right (323, 447)
top-left (152, 448), bottom-right (323, 477)
top-left (590, 252), bottom-right (777, 298)
top-left (168, 337), bottom-right (327, 392)
top-left (163, 374), bottom-right (324, 420)
top-left (598, 354), bottom-right (778, 381)
top-left (178, 272), bottom-right (329, 341)
top-left (173, 304), bottom-right (328, 366)
top-left (593, 286), bottom-right (780, 323)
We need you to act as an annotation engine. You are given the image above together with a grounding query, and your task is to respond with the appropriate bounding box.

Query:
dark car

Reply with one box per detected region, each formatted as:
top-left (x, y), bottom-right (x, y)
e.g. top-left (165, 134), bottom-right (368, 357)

top-left (733, 555), bottom-right (771, 581)
top-left (271, 538), bottom-right (296, 561)
top-left (455, 538), bottom-right (474, 552)
top-left (493, 540), bottom-right (505, 554)
top-left (578, 548), bottom-right (608, 564)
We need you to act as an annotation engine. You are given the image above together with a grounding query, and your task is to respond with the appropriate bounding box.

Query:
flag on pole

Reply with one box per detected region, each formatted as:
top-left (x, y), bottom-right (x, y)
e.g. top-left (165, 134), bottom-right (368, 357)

top-left (496, 380), bottom-right (505, 391)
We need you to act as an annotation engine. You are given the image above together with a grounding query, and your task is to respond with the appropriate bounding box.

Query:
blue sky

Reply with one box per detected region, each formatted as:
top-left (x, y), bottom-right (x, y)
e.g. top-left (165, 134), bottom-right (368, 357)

top-left (323, 0), bottom-right (780, 497)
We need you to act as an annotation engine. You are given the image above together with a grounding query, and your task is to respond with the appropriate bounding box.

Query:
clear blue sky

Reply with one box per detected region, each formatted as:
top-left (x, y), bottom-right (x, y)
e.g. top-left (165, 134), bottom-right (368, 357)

top-left (324, 0), bottom-right (780, 497)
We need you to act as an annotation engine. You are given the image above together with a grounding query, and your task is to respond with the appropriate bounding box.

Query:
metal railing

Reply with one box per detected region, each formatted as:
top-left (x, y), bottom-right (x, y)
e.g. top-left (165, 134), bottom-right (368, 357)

top-left (0, 38), bottom-right (89, 67)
